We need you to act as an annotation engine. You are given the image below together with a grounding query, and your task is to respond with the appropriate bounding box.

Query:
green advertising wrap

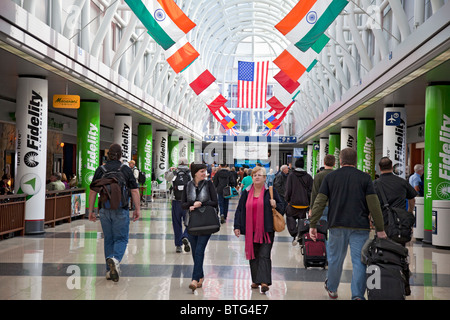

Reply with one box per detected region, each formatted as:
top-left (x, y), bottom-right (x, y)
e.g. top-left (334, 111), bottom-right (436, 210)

top-left (312, 142), bottom-right (319, 177)
top-left (424, 84), bottom-right (450, 243)
top-left (168, 136), bottom-right (179, 168)
top-left (138, 124), bottom-right (153, 198)
top-left (357, 119), bottom-right (376, 179)
top-left (328, 133), bottom-right (340, 169)
top-left (77, 101), bottom-right (100, 209)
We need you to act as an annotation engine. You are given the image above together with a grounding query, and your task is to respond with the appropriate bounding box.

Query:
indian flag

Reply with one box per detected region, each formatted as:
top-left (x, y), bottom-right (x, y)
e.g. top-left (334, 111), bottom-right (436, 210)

top-left (273, 34), bottom-right (329, 81)
top-left (124, 0), bottom-right (196, 50)
top-left (275, 0), bottom-right (348, 52)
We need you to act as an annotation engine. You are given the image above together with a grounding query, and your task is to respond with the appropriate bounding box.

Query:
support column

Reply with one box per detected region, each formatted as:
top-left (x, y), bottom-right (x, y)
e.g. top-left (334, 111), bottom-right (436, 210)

top-left (15, 76), bottom-right (48, 234)
top-left (155, 130), bottom-right (168, 190)
top-left (179, 138), bottom-right (188, 161)
top-left (383, 105), bottom-right (407, 178)
top-left (423, 83), bottom-right (450, 244)
top-left (319, 137), bottom-right (329, 171)
top-left (137, 124), bottom-right (152, 200)
top-left (328, 133), bottom-right (340, 169)
top-left (77, 100), bottom-right (100, 211)
top-left (114, 114), bottom-right (132, 163)
top-left (168, 135), bottom-right (179, 168)
top-left (306, 144), bottom-right (313, 175)
top-left (357, 119), bottom-right (376, 179)
top-left (340, 127), bottom-right (356, 150)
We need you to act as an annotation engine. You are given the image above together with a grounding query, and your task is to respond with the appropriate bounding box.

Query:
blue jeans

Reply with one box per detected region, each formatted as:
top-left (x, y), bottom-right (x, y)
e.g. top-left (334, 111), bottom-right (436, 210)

top-left (172, 200), bottom-right (188, 246)
top-left (187, 233), bottom-right (211, 281)
top-left (217, 194), bottom-right (230, 219)
top-left (99, 208), bottom-right (130, 270)
top-left (327, 228), bottom-right (370, 300)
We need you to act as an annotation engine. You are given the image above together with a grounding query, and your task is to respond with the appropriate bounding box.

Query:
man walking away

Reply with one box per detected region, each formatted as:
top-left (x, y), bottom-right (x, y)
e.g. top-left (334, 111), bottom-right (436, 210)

top-left (284, 158), bottom-right (313, 246)
top-left (309, 155), bottom-right (335, 222)
top-left (213, 164), bottom-right (236, 223)
top-left (409, 164), bottom-right (424, 196)
top-left (89, 143), bottom-right (141, 283)
top-left (273, 165), bottom-right (289, 215)
top-left (374, 157), bottom-right (417, 243)
top-left (165, 158), bottom-right (191, 253)
top-left (309, 148), bottom-right (387, 300)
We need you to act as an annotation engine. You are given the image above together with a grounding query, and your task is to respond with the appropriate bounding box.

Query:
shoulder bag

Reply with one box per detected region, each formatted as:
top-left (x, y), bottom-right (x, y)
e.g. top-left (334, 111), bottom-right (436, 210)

top-left (377, 182), bottom-right (415, 245)
top-left (269, 186), bottom-right (285, 232)
top-left (187, 181), bottom-right (220, 236)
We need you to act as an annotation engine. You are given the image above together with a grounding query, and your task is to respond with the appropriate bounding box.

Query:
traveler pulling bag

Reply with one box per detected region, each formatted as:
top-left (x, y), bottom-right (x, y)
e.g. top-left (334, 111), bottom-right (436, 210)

top-left (297, 217), bottom-right (328, 268)
top-left (269, 186), bottom-right (285, 232)
top-left (377, 183), bottom-right (415, 244)
top-left (186, 182), bottom-right (220, 236)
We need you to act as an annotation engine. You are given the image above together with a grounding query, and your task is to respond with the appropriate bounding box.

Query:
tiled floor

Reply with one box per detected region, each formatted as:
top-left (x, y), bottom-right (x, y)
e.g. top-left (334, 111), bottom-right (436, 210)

top-left (0, 198), bottom-right (449, 300)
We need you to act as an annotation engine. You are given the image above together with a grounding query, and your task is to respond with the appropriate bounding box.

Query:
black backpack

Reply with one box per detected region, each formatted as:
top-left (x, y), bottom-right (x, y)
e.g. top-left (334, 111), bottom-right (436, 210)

top-left (138, 170), bottom-right (146, 185)
top-left (99, 164), bottom-right (129, 208)
top-left (172, 169), bottom-right (191, 201)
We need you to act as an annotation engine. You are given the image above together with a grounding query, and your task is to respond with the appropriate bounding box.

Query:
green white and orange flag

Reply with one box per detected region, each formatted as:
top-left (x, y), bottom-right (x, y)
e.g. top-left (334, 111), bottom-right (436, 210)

top-left (275, 0), bottom-right (348, 52)
top-left (165, 36), bottom-right (199, 73)
top-left (124, 0), bottom-right (196, 50)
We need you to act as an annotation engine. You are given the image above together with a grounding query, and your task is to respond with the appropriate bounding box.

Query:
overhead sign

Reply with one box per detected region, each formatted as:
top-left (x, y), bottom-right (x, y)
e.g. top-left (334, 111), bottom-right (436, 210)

top-left (53, 95), bottom-right (80, 109)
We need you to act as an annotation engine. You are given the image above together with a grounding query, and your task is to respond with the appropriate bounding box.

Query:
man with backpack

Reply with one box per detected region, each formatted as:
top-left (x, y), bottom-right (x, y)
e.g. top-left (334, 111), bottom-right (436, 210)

top-left (88, 143), bottom-right (141, 283)
top-left (165, 158), bottom-right (191, 253)
top-left (284, 158), bottom-right (313, 246)
top-left (213, 164), bottom-right (236, 224)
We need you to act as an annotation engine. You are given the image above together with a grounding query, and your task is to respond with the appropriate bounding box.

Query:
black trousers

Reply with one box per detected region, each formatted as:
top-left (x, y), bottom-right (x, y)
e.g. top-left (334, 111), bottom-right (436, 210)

top-left (286, 206), bottom-right (308, 237)
top-left (249, 232), bottom-right (274, 286)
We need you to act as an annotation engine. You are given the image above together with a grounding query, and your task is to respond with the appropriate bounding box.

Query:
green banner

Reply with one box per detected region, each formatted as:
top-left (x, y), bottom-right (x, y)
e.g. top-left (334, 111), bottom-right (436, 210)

top-left (312, 142), bottom-right (319, 177)
top-left (424, 84), bottom-right (450, 243)
top-left (357, 119), bottom-right (376, 179)
top-left (77, 101), bottom-right (100, 209)
top-left (328, 133), bottom-right (340, 169)
top-left (137, 124), bottom-right (152, 197)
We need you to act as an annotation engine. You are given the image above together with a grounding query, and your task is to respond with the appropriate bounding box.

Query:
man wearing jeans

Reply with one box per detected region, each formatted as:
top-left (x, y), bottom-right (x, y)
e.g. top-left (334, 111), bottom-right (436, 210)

top-left (88, 144), bottom-right (141, 282)
top-left (309, 148), bottom-right (387, 300)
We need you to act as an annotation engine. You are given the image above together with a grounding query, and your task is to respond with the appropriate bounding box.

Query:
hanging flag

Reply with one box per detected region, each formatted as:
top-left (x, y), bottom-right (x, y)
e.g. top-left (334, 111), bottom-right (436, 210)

top-left (237, 61), bottom-right (269, 109)
top-left (273, 34), bottom-right (329, 81)
top-left (264, 97), bottom-right (295, 130)
top-left (182, 59), bottom-right (216, 95)
top-left (124, 0), bottom-right (196, 50)
top-left (165, 37), bottom-right (199, 73)
top-left (207, 96), bottom-right (238, 129)
top-left (274, 70), bottom-right (300, 94)
top-left (275, 0), bottom-right (348, 52)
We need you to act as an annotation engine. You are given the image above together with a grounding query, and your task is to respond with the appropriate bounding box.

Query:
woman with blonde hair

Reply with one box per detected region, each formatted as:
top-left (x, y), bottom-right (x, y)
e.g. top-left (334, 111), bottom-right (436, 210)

top-left (233, 166), bottom-right (284, 293)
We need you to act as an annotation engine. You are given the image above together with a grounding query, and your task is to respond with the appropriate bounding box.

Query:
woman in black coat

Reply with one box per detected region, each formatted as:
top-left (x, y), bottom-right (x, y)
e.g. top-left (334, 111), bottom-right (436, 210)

top-left (233, 166), bottom-right (284, 293)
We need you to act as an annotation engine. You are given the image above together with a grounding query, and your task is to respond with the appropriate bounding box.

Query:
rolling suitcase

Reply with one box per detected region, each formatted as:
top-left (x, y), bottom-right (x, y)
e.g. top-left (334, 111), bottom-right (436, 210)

top-left (298, 218), bottom-right (328, 269)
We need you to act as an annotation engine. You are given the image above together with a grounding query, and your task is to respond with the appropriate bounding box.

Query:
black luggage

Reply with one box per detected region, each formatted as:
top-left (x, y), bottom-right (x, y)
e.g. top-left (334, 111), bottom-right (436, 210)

top-left (298, 219), bottom-right (328, 269)
top-left (362, 237), bottom-right (411, 300)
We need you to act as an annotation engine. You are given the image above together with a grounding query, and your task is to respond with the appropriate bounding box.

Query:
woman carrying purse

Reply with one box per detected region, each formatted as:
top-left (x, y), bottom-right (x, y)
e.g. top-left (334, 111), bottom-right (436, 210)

top-left (181, 163), bottom-right (218, 292)
top-left (233, 166), bottom-right (284, 293)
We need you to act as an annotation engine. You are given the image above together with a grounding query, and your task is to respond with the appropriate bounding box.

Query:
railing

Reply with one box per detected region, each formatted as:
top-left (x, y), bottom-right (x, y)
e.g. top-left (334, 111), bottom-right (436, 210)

top-left (0, 194), bottom-right (27, 237)
top-left (45, 188), bottom-right (86, 227)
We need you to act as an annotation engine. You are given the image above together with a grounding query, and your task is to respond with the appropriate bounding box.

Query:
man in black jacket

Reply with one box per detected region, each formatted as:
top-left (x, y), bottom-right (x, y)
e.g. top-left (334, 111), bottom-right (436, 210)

top-left (284, 158), bottom-right (313, 245)
top-left (213, 164), bottom-right (236, 223)
top-left (273, 165), bottom-right (289, 214)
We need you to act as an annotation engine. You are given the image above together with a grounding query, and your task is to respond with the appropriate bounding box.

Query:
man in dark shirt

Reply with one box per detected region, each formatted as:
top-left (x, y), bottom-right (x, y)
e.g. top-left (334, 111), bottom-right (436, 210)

top-left (213, 164), bottom-right (235, 223)
top-left (373, 157), bottom-right (417, 234)
top-left (88, 143), bottom-right (140, 282)
top-left (309, 154), bottom-right (335, 221)
top-left (310, 148), bottom-right (387, 300)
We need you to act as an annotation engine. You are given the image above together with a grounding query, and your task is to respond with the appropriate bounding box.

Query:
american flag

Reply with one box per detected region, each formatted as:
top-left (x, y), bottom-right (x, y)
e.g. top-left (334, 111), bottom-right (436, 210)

top-left (237, 61), bottom-right (269, 109)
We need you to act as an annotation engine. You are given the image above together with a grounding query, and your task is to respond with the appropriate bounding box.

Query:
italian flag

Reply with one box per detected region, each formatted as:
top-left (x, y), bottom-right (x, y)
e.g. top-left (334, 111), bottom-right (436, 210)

top-left (275, 0), bottom-right (348, 52)
top-left (124, 0), bottom-right (196, 50)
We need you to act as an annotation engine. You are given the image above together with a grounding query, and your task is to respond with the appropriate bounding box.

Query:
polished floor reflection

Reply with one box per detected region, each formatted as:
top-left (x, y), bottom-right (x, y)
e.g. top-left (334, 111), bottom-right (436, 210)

top-left (0, 198), bottom-right (449, 300)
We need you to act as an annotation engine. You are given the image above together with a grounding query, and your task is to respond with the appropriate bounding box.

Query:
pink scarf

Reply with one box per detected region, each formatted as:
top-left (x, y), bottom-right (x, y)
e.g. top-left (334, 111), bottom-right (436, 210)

top-left (245, 185), bottom-right (271, 260)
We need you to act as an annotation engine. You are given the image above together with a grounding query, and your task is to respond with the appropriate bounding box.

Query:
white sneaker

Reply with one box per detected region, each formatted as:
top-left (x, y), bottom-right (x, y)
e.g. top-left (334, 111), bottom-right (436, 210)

top-left (106, 257), bottom-right (120, 282)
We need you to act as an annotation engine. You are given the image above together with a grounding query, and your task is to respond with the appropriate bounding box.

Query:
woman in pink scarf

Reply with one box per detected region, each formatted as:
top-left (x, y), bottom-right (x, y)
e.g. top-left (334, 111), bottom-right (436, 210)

top-left (234, 166), bottom-right (284, 293)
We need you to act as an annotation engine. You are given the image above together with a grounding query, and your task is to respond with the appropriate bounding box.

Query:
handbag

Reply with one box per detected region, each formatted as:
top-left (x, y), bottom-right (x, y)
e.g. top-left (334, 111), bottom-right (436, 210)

top-left (187, 181), bottom-right (220, 236)
top-left (223, 185), bottom-right (232, 198)
top-left (376, 182), bottom-right (415, 245)
top-left (269, 186), bottom-right (285, 232)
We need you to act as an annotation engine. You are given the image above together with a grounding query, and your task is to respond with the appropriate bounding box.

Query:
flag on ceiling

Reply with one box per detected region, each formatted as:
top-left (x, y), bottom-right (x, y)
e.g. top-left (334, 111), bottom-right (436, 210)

top-left (207, 94), bottom-right (238, 129)
top-left (165, 37), bottom-right (199, 73)
top-left (263, 97), bottom-right (295, 130)
top-left (275, 0), bottom-right (348, 52)
top-left (237, 61), bottom-right (269, 109)
top-left (273, 34), bottom-right (329, 81)
top-left (182, 59), bottom-right (216, 95)
top-left (124, 0), bottom-right (196, 50)
top-left (274, 70), bottom-right (300, 94)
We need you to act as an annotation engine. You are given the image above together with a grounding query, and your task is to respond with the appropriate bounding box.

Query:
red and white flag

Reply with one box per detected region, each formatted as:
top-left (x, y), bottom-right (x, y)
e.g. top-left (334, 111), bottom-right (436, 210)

top-left (237, 61), bottom-right (269, 109)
